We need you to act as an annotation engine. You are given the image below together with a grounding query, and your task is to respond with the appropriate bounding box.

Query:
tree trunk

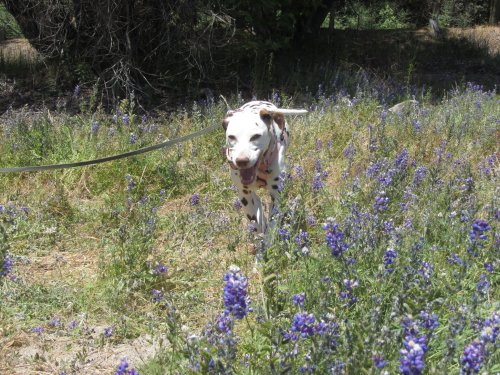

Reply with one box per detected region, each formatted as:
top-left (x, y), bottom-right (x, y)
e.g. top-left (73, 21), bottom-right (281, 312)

top-left (490, 0), bottom-right (500, 24)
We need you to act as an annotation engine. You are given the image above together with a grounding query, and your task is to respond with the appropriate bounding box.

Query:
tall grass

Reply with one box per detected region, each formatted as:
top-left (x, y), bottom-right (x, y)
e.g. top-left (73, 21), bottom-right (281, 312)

top-left (0, 80), bottom-right (498, 374)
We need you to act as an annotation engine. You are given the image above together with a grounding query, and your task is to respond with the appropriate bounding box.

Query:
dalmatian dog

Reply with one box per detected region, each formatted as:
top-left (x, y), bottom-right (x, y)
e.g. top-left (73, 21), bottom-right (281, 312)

top-left (222, 101), bottom-right (307, 233)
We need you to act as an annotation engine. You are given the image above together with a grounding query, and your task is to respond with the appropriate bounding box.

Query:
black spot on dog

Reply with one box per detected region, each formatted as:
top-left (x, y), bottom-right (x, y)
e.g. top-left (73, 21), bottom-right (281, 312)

top-left (274, 177), bottom-right (279, 181)
top-left (243, 189), bottom-right (249, 194)
top-left (246, 214), bottom-right (257, 221)
top-left (257, 177), bottom-right (267, 186)
top-left (241, 197), bottom-right (248, 206)
top-left (272, 185), bottom-right (279, 190)
top-left (243, 185), bottom-right (248, 189)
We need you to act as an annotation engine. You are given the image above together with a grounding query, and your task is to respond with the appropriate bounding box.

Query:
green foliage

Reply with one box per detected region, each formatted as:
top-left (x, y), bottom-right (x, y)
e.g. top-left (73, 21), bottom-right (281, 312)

top-left (436, 0), bottom-right (490, 27)
top-left (335, 1), bottom-right (413, 29)
top-left (0, 4), bottom-right (22, 39)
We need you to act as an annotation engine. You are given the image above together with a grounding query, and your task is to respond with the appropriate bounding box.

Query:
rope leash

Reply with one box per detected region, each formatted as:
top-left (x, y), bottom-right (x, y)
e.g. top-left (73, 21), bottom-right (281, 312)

top-left (0, 124), bottom-right (219, 173)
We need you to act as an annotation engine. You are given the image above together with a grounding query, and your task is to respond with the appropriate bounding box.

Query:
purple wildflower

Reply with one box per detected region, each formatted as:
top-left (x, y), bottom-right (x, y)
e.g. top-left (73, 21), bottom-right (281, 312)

top-left (152, 289), bottom-right (163, 302)
top-left (292, 293), bottom-right (306, 307)
top-left (1, 253), bottom-right (13, 277)
top-left (413, 167), bottom-right (427, 186)
top-left (285, 312), bottom-right (316, 340)
top-left (372, 354), bottom-right (386, 369)
top-left (383, 248), bottom-right (397, 273)
top-left (470, 219), bottom-right (491, 243)
top-left (115, 358), bottom-right (140, 375)
top-left (233, 198), bottom-right (242, 210)
top-left (190, 193), bottom-right (200, 206)
top-left (394, 148), bottom-right (408, 172)
top-left (153, 264), bottom-right (168, 275)
top-left (223, 266), bottom-right (250, 319)
top-left (418, 311), bottom-right (439, 332)
top-left (339, 279), bottom-right (358, 305)
top-left (374, 191), bottom-right (389, 212)
top-left (104, 326), bottom-right (113, 337)
top-left (400, 335), bottom-right (428, 375)
top-left (312, 173), bottom-right (323, 192)
top-left (91, 121), bottom-right (99, 134)
top-left (460, 340), bottom-right (485, 374)
top-left (476, 274), bottom-right (489, 296)
top-left (323, 219), bottom-right (349, 257)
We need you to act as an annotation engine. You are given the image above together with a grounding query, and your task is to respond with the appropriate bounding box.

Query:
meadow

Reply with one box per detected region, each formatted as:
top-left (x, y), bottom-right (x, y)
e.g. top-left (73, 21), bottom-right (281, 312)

top-left (0, 79), bottom-right (498, 374)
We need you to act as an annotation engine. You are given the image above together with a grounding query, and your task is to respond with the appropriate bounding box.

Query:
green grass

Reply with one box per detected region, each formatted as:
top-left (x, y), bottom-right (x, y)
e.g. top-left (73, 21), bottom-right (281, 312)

top-left (0, 84), bottom-right (499, 374)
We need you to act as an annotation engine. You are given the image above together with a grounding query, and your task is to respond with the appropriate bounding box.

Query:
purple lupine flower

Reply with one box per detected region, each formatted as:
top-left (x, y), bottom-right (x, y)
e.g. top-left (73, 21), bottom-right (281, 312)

top-left (125, 174), bottom-right (135, 192)
top-left (314, 158), bottom-right (322, 172)
top-left (115, 358), bottom-right (140, 375)
top-left (470, 219), bottom-right (491, 243)
top-left (307, 214), bottom-right (317, 227)
top-left (294, 230), bottom-right (309, 252)
top-left (394, 148), bottom-right (408, 172)
top-left (339, 279), bottom-right (358, 305)
top-left (418, 311), bottom-right (439, 332)
top-left (323, 219), bottom-right (348, 257)
top-left (68, 320), bottom-right (78, 330)
top-left (412, 119), bottom-right (421, 131)
top-left (279, 226), bottom-right (290, 242)
top-left (400, 335), bottom-right (428, 375)
top-left (312, 173), bottom-right (323, 192)
top-left (460, 340), bottom-right (485, 374)
top-left (104, 326), bottom-right (113, 337)
top-left (374, 191), bottom-right (389, 212)
top-left (294, 165), bottom-right (304, 179)
top-left (476, 274), bottom-right (489, 296)
top-left (91, 121), bottom-right (99, 134)
top-left (1, 254), bottom-right (13, 277)
top-left (152, 289), bottom-right (163, 302)
top-left (122, 114), bottom-right (130, 125)
top-left (216, 312), bottom-right (233, 334)
top-left (383, 248), bottom-right (397, 273)
top-left (233, 198), bottom-right (242, 210)
top-left (129, 133), bottom-right (136, 144)
top-left (413, 166), bottom-right (427, 186)
top-left (372, 354), bottom-right (387, 369)
top-left (344, 144), bottom-right (356, 159)
top-left (32, 326), bottom-right (44, 334)
top-left (153, 264), bottom-right (168, 275)
top-left (449, 253), bottom-right (466, 266)
top-left (190, 193), bottom-right (200, 206)
top-left (292, 293), bottom-right (306, 307)
top-left (223, 266), bottom-right (250, 319)
top-left (285, 312), bottom-right (316, 340)
top-left (49, 317), bottom-right (60, 328)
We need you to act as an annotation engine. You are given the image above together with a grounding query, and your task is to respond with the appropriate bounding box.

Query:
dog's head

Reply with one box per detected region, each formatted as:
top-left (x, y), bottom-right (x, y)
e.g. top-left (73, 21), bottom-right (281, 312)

top-left (222, 105), bottom-right (307, 185)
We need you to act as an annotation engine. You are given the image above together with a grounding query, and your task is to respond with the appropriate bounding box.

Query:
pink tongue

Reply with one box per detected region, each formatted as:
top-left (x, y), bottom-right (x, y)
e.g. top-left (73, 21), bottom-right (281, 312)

top-left (240, 166), bottom-right (256, 184)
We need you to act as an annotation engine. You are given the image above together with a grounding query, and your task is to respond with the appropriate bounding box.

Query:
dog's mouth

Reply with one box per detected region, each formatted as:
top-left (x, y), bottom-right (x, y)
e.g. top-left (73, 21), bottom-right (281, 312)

top-left (239, 164), bottom-right (258, 185)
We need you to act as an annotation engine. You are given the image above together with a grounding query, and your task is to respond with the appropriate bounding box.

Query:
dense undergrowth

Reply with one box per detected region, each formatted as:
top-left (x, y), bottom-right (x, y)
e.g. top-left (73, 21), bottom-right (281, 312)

top-left (0, 80), bottom-right (498, 374)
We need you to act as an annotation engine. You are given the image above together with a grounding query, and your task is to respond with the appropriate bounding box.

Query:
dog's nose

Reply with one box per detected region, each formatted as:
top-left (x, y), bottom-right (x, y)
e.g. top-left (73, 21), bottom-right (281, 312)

top-left (235, 156), bottom-right (250, 168)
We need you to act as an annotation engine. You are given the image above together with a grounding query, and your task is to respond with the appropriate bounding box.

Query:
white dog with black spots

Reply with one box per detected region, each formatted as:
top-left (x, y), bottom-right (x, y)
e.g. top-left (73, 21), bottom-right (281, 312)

top-left (222, 101), bottom-right (307, 233)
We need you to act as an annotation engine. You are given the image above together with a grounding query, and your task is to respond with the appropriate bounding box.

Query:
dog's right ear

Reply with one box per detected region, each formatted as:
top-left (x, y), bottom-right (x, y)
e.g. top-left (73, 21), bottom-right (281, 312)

top-left (222, 110), bottom-right (235, 131)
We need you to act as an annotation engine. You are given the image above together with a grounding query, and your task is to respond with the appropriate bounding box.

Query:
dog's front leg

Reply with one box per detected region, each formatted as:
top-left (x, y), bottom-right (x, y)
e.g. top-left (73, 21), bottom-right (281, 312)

top-left (239, 190), bottom-right (266, 233)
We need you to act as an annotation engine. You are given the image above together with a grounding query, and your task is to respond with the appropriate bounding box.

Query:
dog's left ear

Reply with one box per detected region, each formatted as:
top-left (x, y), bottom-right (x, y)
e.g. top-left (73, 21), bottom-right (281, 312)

top-left (260, 109), bottom-right (294, 131)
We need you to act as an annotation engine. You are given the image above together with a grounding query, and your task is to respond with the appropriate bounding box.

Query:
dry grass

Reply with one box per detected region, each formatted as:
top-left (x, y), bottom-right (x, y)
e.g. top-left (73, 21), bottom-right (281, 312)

top-left (0, 38), bottom-right (40, 64)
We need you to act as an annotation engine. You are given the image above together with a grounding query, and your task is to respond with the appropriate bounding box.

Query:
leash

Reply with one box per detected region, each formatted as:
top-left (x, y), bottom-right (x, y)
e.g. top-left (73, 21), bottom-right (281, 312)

top-left (0, 124), bottom-right (219, 173)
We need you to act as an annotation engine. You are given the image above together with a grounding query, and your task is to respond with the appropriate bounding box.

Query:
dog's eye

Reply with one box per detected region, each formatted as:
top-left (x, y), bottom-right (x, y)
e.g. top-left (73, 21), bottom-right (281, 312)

top-left (250, 134), bottom-right (261, 142)
top-left (228, 135), bottom-right (236, 142)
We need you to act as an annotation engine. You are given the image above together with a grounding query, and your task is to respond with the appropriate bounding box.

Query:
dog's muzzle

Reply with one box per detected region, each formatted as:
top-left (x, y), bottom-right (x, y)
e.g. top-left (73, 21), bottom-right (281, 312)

top-left (223, 146), bottom-right (261, 185)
